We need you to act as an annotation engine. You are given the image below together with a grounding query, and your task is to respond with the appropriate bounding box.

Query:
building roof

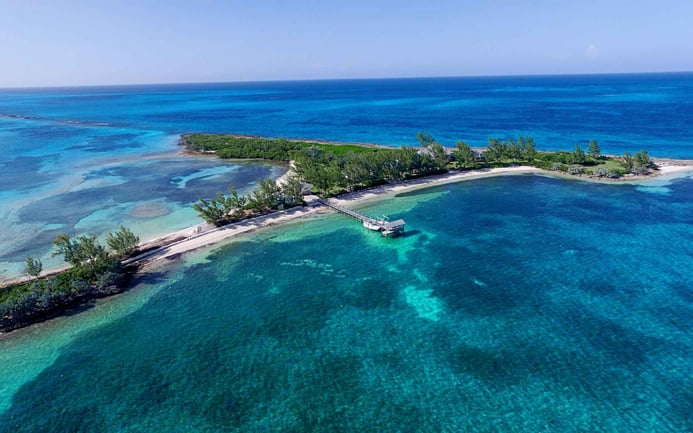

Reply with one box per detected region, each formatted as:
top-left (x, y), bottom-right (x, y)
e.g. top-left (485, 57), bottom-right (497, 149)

top-left (383, 219), bottom-right (405, 229)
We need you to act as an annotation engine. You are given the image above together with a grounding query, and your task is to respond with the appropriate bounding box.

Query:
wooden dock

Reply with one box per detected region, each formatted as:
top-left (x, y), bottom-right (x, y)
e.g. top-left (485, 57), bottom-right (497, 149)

top-left (317, 198), bottom-right (405, 236)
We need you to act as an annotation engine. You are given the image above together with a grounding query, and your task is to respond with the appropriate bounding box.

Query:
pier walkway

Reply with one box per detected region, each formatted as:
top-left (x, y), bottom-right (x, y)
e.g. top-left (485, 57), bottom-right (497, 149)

top-left (316, 198), bottom-right (405, 236)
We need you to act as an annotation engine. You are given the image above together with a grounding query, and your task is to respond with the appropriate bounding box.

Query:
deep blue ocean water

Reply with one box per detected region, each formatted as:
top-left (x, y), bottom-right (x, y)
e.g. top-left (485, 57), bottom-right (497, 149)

top-left (3, 73), bottom-right (693, 155)
top-left (0, 74), bottom-right (692, 431)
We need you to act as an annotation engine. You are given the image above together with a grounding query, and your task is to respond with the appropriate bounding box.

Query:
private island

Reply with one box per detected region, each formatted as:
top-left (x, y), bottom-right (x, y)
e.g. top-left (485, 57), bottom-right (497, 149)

top-left (2, 133), bottom-right (692, 333)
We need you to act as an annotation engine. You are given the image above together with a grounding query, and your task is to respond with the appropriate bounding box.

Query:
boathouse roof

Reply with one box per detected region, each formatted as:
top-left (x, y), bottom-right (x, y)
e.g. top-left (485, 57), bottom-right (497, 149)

top-left (383, 219), bottom-right (405, 229)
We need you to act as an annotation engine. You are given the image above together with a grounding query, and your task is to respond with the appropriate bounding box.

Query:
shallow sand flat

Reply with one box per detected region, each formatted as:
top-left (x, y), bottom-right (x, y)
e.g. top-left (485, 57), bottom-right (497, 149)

top-left (655, 163), bottom-right (693, 175)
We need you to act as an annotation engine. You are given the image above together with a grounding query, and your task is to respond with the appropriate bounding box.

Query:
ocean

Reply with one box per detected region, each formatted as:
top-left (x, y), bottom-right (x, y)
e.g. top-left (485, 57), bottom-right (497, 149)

top-left (0, 74), bottom-right (692, 431)
top-left (2, 73), bottom-right (693, 278)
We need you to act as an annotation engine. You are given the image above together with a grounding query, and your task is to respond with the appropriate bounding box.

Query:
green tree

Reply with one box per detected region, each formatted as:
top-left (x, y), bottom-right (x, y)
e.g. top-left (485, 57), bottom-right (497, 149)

top-left (280, 174), bottom-right (304, 205)
top-left (416, 131), bottom-right (437, 147)
top-left (485, 138), bottom-right (508, 163)
top-left (192, 197), bottom-right (227, 225)
top-left (620, 151), bottom-right (634, 173)
top-left (226, 188), bottom-right (248, 220)
top-left (452, 141), bottom-right (477, 169)
top-left (525, 137), bottom-right (536, 161)
top-left (192, 188), bottom-right (252, 225)
top-left (632, 149), bottom-right (652, 174)
top-left (106, 226), bottom-right (140, 259)
top-left (248, 178), bottom-right (281, 211)
top-left (571, 143), bottom-right (585, 164)
top-left (25, 256), bottom-right (42, 278)
top-left (52, 233), bottom-right (81, 267)
top-left (588, 140), bottom-right (601, 159)
top-left (74, 235), bottom-right (109, 268)
top-left (508, 139), bottom-right (522, 161)
top-left (634, 149), bottom-right (650, 167)
top-left (343, 156), bottom-right (370, 189)
top-left (52, 233), bottom-right (113, 277)
top-left (428, 142), bottom-right (448, 171)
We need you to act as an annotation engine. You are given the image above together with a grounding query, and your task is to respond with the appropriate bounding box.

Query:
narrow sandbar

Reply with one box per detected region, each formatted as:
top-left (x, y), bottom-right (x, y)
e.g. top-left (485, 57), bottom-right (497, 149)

top-left (132, 162), bottom-right (693, 270)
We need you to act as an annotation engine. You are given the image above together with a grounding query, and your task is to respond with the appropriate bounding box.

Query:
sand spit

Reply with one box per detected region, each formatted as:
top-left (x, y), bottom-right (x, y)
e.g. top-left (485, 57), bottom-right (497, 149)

top-left (130, 166), bottom-right (543, 269)
top-left (4, 162), bottom-right (693, 287)
top-left (134, 162), bottom-right (693, 268)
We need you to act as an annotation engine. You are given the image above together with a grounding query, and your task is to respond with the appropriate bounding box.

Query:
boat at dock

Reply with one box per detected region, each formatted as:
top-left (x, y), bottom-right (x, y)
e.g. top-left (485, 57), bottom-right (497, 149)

top-left (362, 220), bottom-right (382, 231)
top-left (317, 198), bottom-right (405, 237)
top-left (380, 219), bottom-right (406, 237)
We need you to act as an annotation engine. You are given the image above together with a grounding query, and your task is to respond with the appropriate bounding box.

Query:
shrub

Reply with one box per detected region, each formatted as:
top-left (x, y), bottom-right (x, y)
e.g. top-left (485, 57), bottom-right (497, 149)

top-left (631, 164), bottom-right (650, 175)
top-left (567, 165), bottom-right (584, 175)
top-left (551, 162), bottom-right (568, 172)
top-left (107, 226), bottom-right (140, 258)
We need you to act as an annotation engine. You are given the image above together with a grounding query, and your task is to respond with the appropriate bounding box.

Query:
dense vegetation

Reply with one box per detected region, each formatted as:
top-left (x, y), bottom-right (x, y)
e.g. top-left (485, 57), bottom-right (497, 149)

top-left (292, 135), bottom-right (447, 195)
top-left (186, 132), bottom-right (448, 198)
top-left (186, 133), bottom-right (656, 198)
top-left (183, 134), bottom-right (387, 160)
top-left (449, 136), bottom-right (654, 178)
top-left (0, 227), bottom-right (140, 332)
top-left (192, 176), bottom-right (304, 225)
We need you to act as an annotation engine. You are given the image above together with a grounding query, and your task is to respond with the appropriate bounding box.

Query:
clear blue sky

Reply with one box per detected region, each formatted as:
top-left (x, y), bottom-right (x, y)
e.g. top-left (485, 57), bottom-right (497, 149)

top-left (2, 0), bottom-right (692, 87)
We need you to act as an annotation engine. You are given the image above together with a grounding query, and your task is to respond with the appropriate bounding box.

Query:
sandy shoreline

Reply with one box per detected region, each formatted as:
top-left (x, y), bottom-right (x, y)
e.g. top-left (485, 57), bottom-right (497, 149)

top-left (4, 162), bottom-right (693, 287)
top-left (133, 166), bottom-right (543, 267)
top-left (130, 162), bottom-right (693, 272)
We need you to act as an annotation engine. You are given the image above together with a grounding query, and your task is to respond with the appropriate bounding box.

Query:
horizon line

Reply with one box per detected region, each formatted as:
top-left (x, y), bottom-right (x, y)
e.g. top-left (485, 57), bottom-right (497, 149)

top-left (2, 69), bottom-right (692, 91)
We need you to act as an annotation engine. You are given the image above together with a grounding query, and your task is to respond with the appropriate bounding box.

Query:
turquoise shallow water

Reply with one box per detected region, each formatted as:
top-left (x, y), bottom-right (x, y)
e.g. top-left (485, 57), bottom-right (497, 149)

top-left (1, 175), bottom-right (691, 432)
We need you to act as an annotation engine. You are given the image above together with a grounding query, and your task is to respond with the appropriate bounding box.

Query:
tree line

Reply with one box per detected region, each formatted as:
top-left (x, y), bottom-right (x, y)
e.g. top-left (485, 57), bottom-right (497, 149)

top-left (188, 132), bottom-right (657, 227)
top-left (292, 132), bottom-right (447, 195)
top-left (192, 176), bottom-right (304, 225)
top-left (189, 132), bottom-right (450, 222)
top-left (184, 134), bottom-right (311, 160)
top-left (1, 226), bottom-right (140, 332)
top-left (187, 132), bottom-right (657, 187)
top-left (454, 136), bottom-right (653, 178)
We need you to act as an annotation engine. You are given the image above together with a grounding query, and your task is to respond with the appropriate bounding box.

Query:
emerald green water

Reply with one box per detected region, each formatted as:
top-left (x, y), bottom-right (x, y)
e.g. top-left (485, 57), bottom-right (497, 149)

top-left (1, 175), bottom-right (691, 432)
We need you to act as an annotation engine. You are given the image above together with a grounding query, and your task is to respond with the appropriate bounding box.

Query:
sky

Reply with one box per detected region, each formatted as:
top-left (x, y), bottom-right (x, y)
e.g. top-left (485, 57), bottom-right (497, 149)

top-left (1, 0), bottom-right (692, 87)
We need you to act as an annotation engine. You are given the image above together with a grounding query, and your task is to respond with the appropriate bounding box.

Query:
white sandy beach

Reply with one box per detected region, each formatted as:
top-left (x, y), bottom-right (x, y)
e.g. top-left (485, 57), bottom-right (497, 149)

top-left (134, 162), bottom-right (693, 270)
top-left (4, 162), bottom-right (693, 286)
top-left (121, 166), bottom-right (543, 273)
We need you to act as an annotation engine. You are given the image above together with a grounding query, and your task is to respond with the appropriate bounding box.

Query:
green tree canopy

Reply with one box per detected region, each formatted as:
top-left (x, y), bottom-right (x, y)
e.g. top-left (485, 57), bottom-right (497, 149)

top-left (620, 151), bottom-right (634, 172)
top-left (525, 137), bottom-right (537, 161)
top-left (25, 256), bottom-right (42, 278)
top-left (485, 138), bottom-right (509, 163)
top-left (52, 233), bottom-right (80, 267)
top-left (588, 140), bottom-right (601, 159)
top-left (106, 226), bottom-right (140, 259)
top-left (52, 233), bottom-right (115, 278)
top-left (280, 174), bottom-right (305, 205)
top-left (192, 197), bottom-right (228, 225)
top-left (571, 143), bottom-right (585, 164)
top-left (452, 141), bottom-right (477, 169)
top-left (428, 142), bottom-right (448, 171)
top-left (631, 149), bottom-right (652, 174)
top-left (416, 131), bottom-right (437, 147)
top-left (248, 178), bottom-right (282, 211)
